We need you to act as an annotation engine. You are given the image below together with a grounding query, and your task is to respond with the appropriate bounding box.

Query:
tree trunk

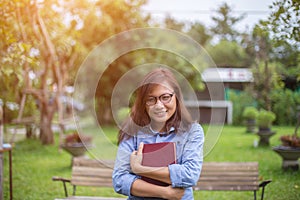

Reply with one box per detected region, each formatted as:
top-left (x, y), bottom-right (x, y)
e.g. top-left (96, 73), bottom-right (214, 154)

top-left (295, 106), bottom-right (300, 136)
top-left (39, 112), bottom-right (54, 145)
top-left (39, 98), bottom-right (55, 145)
top-left (0, 106), bottom-right (3, 200)
top-left (264, 60), bottom-right (271, 111)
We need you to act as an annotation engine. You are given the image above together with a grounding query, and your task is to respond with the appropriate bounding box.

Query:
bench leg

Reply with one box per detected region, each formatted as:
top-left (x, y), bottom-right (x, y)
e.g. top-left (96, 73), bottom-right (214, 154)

top-left (73, 185), bottom-right (76, 196)
top-left (62, 181), bottom-right (68, 197)
top-left (254, 190), bottom-right (257, 200)
top-left (259, 180), bottom-right (272, 200)
top-left (261, 186), bottom-right (265, 200)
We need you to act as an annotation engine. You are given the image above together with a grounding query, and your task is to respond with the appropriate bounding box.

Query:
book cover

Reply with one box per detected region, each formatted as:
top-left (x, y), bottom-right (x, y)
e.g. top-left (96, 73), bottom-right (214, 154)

top-left (141, 142), bottom-right (176, 186)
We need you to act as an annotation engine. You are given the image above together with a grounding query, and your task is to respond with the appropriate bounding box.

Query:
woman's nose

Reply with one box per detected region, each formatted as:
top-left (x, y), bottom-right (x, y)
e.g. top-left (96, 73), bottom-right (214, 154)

top-left (154, 100), bottom-right (165, 107)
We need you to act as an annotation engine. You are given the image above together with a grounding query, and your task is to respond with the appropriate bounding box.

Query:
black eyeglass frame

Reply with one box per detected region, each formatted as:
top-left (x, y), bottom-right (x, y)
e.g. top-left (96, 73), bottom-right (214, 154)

top-left (145, 92), bottom-right (175, 106)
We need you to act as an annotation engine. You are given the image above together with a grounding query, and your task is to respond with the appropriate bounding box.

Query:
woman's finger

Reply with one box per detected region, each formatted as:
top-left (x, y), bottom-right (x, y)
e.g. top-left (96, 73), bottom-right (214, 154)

top-left (137, 142), bottom-right (144, 155)
top-left (131, 150), bottom-right (137, 155)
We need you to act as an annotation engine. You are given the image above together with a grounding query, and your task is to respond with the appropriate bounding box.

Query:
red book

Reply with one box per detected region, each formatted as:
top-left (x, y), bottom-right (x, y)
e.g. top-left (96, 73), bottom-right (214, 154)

top-left (141, 142), bottom-right (177, 186)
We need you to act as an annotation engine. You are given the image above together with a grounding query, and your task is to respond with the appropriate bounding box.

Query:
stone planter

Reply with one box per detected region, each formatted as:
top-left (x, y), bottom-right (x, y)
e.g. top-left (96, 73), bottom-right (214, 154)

top-left (256, 128), bottom-right (276, 146)
top-left (245, 119), bottom-right (256, 133)
top-left (273, 146), bottom-right (300, 170)
top-left (61, 142), bottom-right (93, 166)
top-left (61, 143), bottom-right (92, 157)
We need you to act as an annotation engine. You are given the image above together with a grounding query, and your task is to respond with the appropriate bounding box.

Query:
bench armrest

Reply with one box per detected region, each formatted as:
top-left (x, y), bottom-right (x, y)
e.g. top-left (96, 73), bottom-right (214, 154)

top-left (52, 176), bottom-right (71, 183)
top-left (52, 176), bottom-right (71, 197)
top-left (259, 179), bottom-right (272, 188)
top-left (259, 180), bottom-right (272, 200)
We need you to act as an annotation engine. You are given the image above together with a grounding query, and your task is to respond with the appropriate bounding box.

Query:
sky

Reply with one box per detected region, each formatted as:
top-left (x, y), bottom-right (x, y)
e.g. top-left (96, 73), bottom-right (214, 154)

top-left (142, 0), bottom-right (275, 31)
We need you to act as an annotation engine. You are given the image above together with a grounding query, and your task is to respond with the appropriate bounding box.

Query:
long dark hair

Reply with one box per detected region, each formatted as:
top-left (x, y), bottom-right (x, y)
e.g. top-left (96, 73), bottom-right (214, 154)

top-left (117, 68), bottom-right (193, 144)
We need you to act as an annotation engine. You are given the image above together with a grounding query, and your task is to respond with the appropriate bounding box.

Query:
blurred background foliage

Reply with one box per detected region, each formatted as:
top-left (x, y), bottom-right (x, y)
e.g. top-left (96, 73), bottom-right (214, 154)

top-left (0, 0), bottom-right (299, 144)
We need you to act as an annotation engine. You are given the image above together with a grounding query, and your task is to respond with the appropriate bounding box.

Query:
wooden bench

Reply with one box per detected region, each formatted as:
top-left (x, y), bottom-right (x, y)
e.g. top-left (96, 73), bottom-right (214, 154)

top-left (53, 159), bottom-right (271, 200)
top-left (52, 157), bottom-right (126, 200)
top-left (193, 162), bottom-right (271, 200)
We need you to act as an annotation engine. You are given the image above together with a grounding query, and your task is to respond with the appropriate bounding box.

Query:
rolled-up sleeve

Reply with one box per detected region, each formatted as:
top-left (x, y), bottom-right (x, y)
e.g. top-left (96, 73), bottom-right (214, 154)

top-left (112, 138), bottom-right (139, 196)
top-left (169, 123), bottom-right (204, 188)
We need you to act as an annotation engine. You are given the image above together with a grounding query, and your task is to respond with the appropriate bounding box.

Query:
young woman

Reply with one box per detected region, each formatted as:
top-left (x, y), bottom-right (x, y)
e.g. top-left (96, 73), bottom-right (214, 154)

top-left (112, 68), bottom-right (204, 200)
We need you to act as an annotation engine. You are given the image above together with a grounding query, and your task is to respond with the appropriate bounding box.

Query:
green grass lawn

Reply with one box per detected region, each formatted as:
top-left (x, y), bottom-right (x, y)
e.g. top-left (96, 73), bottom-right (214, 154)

top-left (2, 125), bottom-right (300, 199)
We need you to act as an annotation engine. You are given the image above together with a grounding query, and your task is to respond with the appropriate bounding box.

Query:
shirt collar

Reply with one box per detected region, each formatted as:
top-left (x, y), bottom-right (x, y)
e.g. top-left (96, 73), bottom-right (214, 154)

top-left (144, 125), bottom-right (175, 136)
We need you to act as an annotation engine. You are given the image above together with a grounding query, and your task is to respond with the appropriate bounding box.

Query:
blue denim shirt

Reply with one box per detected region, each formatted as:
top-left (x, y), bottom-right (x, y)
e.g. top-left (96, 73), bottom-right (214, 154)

top-left (112, 122), bottom-right (204, 200)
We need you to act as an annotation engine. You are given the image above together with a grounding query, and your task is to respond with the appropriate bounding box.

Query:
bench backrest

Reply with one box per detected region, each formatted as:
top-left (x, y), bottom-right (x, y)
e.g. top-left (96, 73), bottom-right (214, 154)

top-left (71, 157), bottom-right (114, 187)
top-left (71, 158), bottom-right (259, 192)
top-left (194, 162), bottom-right (259, 191)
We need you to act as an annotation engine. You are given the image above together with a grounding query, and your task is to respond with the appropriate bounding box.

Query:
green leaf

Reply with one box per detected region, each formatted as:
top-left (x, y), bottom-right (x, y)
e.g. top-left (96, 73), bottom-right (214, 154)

top-left (2, 67), bottom-right (14, 76)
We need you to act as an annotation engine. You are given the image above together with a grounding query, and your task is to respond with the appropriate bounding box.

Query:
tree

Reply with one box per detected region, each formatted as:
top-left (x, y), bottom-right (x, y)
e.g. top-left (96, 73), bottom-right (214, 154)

top-left (240, 0), bottom-right (299, 122)
top-left (187, 22), bottom-right (211, 46)
top-left (267, 0), bottom-right (300, 45)
top-left (266, 0), bottom-right (300, 86)
top-left (16, 0), bottom-right (82, 144)
top-left (210, 2), bottom-right (245, 42)
top-left (205, 3), bottom-right (249, 67)
top-left (77, 0), bottom-right (149, 125)
top-left (0, 0), bottom-right (150, 144)
top-left (248, 24), bottom-right (279, 111)
top-left (0, 0), bottom-right (93, 144)
top-left (0, 1), bottom-right (36, 122)
top-left (206, 40), bottom-right (249, 67)
top-left (163, 15), bottom-right (185, 32)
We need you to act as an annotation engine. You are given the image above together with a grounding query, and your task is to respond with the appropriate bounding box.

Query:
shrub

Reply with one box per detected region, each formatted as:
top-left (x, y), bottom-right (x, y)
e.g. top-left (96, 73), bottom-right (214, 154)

top-left (256, 109), bottom-right (276, 128)
top-left (271, 89), bottom-right (300, 125)
top-left (227, 89), bottom-right (256, 125)
top-left (242, 106), bottom-right (259, 120)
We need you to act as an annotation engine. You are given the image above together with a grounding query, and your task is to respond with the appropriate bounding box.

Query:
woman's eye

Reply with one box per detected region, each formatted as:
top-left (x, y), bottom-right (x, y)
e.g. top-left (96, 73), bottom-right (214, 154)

top-left (161, 95), bottom-right (170, 101)
top-left (147, 98), bottom-right (156, 103)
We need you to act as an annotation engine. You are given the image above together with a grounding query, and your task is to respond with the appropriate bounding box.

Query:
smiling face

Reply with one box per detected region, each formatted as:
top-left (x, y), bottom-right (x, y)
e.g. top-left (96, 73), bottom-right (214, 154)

top-left (118, 68), bottom-right (194, 143)
top-left (145, 82), bottom-right (177, 132)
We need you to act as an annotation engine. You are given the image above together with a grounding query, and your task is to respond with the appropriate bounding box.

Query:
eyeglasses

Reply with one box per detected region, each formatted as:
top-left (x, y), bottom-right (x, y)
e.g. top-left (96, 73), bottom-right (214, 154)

top-left (146, 93), bottom-right (174, 106)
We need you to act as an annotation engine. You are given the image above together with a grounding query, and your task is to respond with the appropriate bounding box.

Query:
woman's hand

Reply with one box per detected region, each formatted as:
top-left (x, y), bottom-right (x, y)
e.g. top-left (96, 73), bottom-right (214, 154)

top-left (162, 186), bottom-right (185, 200)
top-left (130, 142), bottom-right (144, 174)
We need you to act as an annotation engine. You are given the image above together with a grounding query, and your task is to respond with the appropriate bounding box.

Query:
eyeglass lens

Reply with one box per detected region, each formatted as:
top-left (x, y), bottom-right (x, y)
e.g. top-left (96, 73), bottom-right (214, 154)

top-left (146, 93), bottom-right (174, 106)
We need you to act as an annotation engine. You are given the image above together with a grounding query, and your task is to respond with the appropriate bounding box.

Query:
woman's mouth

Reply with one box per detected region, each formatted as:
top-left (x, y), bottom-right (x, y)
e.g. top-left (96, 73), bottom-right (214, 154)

top-left (154, 110), bottom-right (167, 117)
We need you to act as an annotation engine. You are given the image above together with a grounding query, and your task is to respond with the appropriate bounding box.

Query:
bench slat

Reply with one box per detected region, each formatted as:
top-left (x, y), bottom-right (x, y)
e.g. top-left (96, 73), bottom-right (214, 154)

top-left (202, 162), bottom-right (258, 170)
top-left (70, 158), bottom-right (115, 188)
top-left (194, 185), bottom-right (259, 191)
top-left (71, 178), bottom-right (113, 187)
top-left (201, 172), bottom-right (258, 176)
top-left (73, 158), bottom-right (114, 168)
top-left (203, 162), bottom-right (257, 166)
top-left (199, 176), bottom-right (258, 181)
top-left (202, 168), bottom-right (258, 171)
top-left (202, 170), bottom-right (258, 174)
top-left (195, 162), bottom-right (261, 192)
top-left (71, 175), bottom-right (113, 183)
top-left (199, 181), bottom-right (259, 185)
top-left (72, 167), bottom-right (113, 177)
top-left (55, 197), bottom-right (126, 200)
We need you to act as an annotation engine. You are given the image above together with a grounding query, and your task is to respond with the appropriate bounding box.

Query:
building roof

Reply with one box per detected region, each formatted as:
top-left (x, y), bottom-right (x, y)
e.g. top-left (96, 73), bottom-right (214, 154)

top-left (201, 68), bottom-right (253, 82)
